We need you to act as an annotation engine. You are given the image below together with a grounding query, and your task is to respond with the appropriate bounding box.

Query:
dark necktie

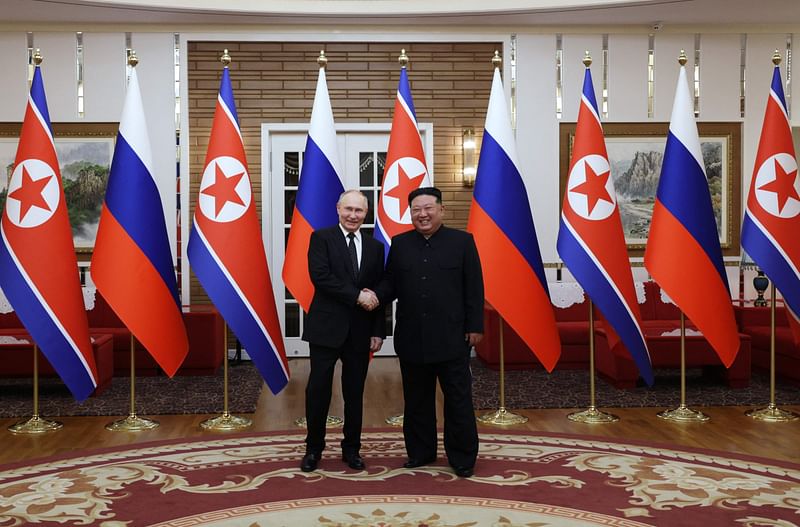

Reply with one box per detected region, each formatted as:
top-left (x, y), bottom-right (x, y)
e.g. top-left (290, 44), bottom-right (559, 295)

top-left (347, 232), bottom-right (359, 276)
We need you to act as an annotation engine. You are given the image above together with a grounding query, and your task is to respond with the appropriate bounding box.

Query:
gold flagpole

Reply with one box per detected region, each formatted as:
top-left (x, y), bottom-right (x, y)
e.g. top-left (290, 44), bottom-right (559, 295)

top-left (746, 283), bottom-right (798, 421)
top-left (8, 344), bottom-right (62, 434)
top-left (568, 299), bottom-right (618, 423)
top-left (201, 321), bottom-right (252, 430)
top-left (478, 317), bottom-right (529, 425)
top-left (658, 311), bottom-right (709, 422)
top-left (106, 333), bottom-right (159, 431)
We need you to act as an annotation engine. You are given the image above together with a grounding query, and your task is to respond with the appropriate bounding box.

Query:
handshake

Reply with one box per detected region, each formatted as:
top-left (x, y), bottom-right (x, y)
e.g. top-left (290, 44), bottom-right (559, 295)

top-left (357, 288), bottom-right (380, 311)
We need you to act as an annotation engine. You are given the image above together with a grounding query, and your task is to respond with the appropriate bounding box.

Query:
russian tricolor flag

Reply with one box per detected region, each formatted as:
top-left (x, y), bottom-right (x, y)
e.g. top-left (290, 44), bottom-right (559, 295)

top-left (187, 63), bottom-right (290, 394)
top-left (557, 65), bottom-right (653, 385)
top-left (741, 58), bottom-right (800, 339)
top-left (467, 65), bottom-right (561, 372)
top-left (92, 65), bottom-right (189, 377)
top-left (644, 59), bottom-right (739, 367)
top-left (375, 65), bottom-right (431, 258)
top-left (283, 63), bottom-right (344, 313)
top-left (0, 61), bottom-right (98, 400)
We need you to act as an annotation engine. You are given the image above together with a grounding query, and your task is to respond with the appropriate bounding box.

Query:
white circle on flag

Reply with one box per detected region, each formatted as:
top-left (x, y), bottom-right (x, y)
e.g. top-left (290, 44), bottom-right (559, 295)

top-left (5, 159), bottom-right (60, 228)
top-left (198, 156), bottom-right (251, 223)
top-left (566, 154), bottom-right (616, 221)
top-left (381, 156), bottom-right (429, 223)
top-left (754, 153), bottom-right (800, 218)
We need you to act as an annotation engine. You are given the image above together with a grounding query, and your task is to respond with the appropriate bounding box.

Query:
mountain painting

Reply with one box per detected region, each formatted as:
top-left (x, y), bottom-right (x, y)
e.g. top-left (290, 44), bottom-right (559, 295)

top-left (606, 136), bottom-right (727, 246)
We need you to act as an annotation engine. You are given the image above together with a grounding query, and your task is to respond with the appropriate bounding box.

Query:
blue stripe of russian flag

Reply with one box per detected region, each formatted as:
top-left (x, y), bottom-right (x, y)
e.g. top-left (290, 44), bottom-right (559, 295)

top-left (295, 137), bottom-right (344, 229)
top-left (473, 131), bottom-right (548, 289)
top-left (103, 134), bottom-right (180, 306)
top-left (187, 220), bottom-right (289, 394)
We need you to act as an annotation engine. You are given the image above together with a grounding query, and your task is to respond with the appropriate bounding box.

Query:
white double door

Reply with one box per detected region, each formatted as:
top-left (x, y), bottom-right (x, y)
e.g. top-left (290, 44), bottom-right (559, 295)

top-left (263, 123), bottom-right (433, 358)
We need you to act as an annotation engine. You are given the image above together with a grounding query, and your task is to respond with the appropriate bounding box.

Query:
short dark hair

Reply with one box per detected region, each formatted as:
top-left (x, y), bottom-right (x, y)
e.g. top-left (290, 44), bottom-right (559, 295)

top-left (408, 186), bottom-right (442, 205)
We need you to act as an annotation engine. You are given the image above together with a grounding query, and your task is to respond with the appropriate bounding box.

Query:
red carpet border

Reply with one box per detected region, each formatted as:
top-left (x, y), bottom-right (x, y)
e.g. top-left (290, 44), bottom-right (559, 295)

top-left (0, 430), bottom-right (798, 526)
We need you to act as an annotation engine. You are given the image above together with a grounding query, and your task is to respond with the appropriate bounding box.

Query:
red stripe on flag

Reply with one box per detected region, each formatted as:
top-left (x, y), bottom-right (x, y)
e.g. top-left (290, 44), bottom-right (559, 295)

top-left (645, 201), bottom-right (740, 367)
top-left (92, 207), bottom-right (189, 376)
top-left (469, 200), bottom-right (561, 372)
top-left (283, 212), bottom-right (315, 313)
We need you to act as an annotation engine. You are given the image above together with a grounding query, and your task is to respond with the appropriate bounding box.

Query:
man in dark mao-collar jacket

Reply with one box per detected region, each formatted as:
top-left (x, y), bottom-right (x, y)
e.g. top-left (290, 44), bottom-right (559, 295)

top-left (300, 190), bottom-right (385, 473)
top-left (375, 186), bottom-right (484, 478)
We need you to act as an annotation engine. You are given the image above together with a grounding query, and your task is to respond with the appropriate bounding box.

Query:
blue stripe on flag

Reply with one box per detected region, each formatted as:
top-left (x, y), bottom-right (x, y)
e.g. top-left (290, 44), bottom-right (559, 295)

top-left (219, 68), bottom-right (239, 125)
top-left (295, 136), bottom-right (344, 230)
top-left (771, 66), bottom-right (787, 108)
top-left (0, 238), bottom-right (96, 400)
top-left (29, 68), bottom-right (53, 136)
top-left (473, 131), bottom-right (548, 289)
top-left (657, 131), bottom-right (728, 288)
top-left (187, 228), bottom-right (289, 394)
top-left (582, 69), bottom-right (599, 114)
top-left (397, 68), bottom-right (417, 120)
top-left (104, 134), bottom-right (180, 306)
top-left (557, 219), bottom-right (654, 385)
top-left (742, 213), bottom-right (800, 317)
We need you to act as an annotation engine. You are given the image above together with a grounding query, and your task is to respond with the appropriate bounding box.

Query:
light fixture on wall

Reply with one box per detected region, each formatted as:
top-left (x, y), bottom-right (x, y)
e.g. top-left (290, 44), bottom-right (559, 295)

top-left (462, 127), bottom-right (477, 187)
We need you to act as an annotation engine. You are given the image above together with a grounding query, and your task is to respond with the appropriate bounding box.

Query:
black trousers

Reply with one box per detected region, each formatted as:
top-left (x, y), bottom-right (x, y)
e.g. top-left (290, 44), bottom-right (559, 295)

top-left (304, 334), bottom-right (370, 456)
top-left (399, 355), bottom-right (478, 469)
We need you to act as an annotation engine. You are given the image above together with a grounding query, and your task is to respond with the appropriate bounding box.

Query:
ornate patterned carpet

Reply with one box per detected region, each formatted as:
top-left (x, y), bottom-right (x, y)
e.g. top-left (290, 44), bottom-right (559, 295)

top-left (1, 430), bottom-right (798, 526)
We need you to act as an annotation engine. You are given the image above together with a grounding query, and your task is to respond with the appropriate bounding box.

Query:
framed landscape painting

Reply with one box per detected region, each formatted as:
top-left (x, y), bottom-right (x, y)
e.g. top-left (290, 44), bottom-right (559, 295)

top-left (0, 122), bottom-right (116, 253)
top-left (559, 122), bottom-right (741, 257)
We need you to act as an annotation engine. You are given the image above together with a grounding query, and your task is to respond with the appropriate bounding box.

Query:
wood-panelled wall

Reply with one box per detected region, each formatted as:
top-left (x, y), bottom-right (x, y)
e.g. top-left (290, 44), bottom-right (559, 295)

top-left (187, 41), bottom-right (499, 302)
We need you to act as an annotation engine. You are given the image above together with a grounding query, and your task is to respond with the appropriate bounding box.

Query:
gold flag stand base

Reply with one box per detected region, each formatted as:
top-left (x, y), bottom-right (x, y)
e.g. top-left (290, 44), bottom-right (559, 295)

top-left (477, 407), bottom-right (529, 426)
top-left (105, 414), bottom-right (160, 432)
top-left (745, 404), bottom-right (799, 422)
top-left (8, 415), bottom-right (63, 434)
top-left (294, 415), bottom-right (343, 428)
top-left (200, 412), bottom-right (252, 431)
top-left (567, 406), bottom-right (618, 424)
top-left (657, 405), bottom-right (709, 422)
top-left (385, 414), bottom-right (404, 426)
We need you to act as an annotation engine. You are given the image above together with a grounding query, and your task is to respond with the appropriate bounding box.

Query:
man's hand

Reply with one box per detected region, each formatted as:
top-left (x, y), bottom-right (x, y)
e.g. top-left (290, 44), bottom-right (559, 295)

top-left (369, 336), bottom-right (383, 353)
top-left (357, 288), bottom-right (379, 311)
top-left (465, 332), bottom-right (483, 347)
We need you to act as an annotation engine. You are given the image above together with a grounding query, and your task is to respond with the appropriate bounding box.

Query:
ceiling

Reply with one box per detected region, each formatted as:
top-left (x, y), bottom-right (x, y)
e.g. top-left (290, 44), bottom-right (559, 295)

top-left (4, 0), bottom-right (800, 28)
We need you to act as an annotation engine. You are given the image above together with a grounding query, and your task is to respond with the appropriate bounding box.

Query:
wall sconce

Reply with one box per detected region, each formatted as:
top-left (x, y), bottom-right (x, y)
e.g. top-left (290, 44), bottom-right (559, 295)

top-left (462, 127), bottom-right (477, 187)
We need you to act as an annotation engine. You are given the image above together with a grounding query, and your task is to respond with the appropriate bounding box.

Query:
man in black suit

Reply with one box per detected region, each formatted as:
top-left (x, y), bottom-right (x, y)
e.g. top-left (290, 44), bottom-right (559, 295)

top-left (300, 190), bottom-right (385, 472)
top-left (374, 186), bottom-right (484, 478)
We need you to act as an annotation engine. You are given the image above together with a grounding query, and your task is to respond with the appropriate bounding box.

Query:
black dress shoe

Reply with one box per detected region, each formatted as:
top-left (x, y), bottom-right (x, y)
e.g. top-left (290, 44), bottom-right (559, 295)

top-left (453, 465), bottom-right (474, 478)
top-left (342, 453), bottom-right (365, 470)
top-left (300, 453), bottom-right (320, 472)
top-left (403, 456), bottom-right (436, 469)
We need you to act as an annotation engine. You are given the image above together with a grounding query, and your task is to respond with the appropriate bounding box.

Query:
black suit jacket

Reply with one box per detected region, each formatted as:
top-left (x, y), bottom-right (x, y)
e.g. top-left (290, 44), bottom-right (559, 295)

top-left (302, 225), bottom-right (386, 350)
top-left (378, 226), bottom-right (484, 364)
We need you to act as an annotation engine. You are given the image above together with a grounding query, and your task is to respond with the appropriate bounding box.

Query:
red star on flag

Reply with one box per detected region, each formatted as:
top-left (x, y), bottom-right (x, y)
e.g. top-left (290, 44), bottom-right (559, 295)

top-left (758, 158), bottom-right (800, 214)
top-left (571, 162), bottom-right (613, 215)
top-left (9, 165), bottom-right (52, 222)
top-left (385, 164), bottom-right (426, 218)
top-left (201, 162), bottom-right (246, 217)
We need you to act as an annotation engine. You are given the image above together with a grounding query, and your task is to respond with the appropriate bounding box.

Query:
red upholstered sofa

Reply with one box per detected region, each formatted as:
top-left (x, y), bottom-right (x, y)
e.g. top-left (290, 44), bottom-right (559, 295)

top-left (0, 291), bottom-right (224, 378)
top-left (476, 281), bottom-right (752, 389)
top-left (736, 304), bottom-right (800, 385)
top-left (0, 331), bottom-right (114, 395)
top-left (87, 293), bottom-right (225, 376)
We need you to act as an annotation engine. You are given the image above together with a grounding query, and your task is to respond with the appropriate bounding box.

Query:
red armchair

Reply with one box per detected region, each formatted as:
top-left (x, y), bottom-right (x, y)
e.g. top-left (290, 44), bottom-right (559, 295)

top-left (736, 304), bottom-right (800, 385)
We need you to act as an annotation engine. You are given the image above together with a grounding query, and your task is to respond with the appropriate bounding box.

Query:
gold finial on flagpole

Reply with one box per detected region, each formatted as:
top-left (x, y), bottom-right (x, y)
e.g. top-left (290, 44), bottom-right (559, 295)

top-left (678, 49), bottom-right (688, 66)
top-left (127, 50), bottom-right (138, 68)
top-left (32, 49), bottom-right (42, 66)
top-left (492, 50), bottom-right (502, 69)
top-left (399, 48), bottom-right (409, 67)
top-left (317, 50), bottom-right (328, 68)
top-left (221, 49), bottom-right (231, 66)
top-left (583, 50), bottom-right (592, 67)
top-left (772, 49), bottom-right (782, 66)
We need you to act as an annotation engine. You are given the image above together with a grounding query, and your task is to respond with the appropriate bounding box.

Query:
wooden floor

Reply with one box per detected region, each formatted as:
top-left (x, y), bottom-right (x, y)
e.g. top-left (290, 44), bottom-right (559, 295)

top-left (1, 357), bottom-right (799, 466)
